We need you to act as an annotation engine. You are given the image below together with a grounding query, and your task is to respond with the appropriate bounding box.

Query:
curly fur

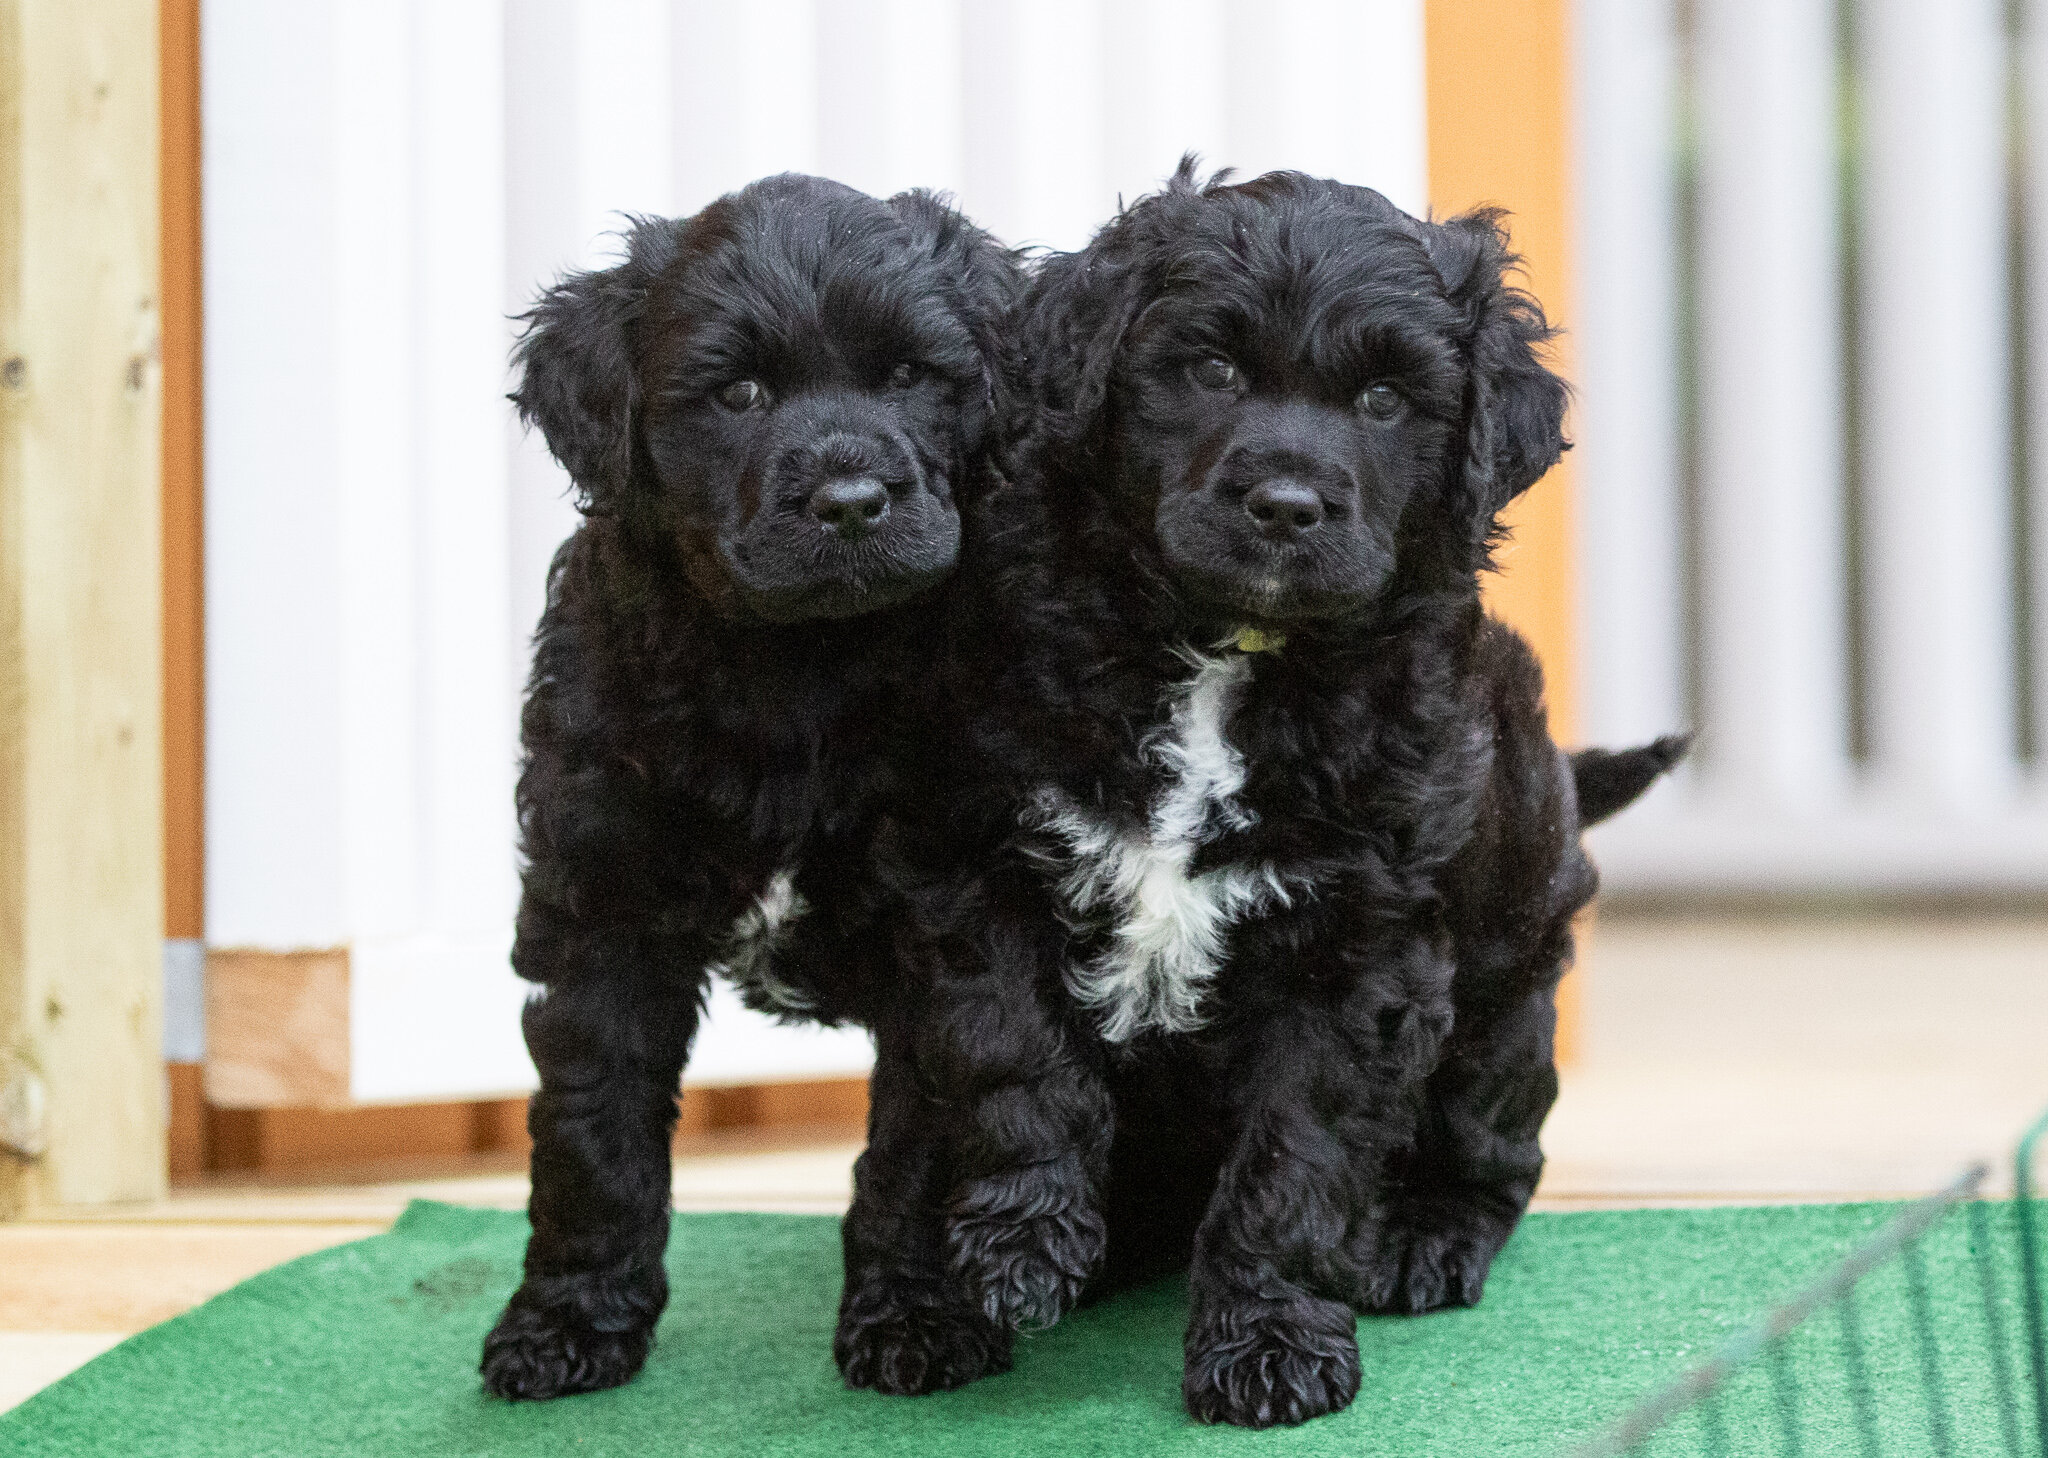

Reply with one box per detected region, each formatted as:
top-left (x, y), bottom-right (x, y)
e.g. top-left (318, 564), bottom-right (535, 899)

top-left (896, 161), bottom-right (1681, 1426)
top-left (478, 174), bottom-right (1030, 1401)
top-left (1024, 645), bottom-right (1310, 1042)
top-left (471, 161), bottom-right (1683, 1421)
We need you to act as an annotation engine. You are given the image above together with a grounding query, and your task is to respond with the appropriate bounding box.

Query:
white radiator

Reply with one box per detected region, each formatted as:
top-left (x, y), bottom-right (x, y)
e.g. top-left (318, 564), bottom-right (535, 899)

top-left (1576, 0), bottom-right (2048, 894)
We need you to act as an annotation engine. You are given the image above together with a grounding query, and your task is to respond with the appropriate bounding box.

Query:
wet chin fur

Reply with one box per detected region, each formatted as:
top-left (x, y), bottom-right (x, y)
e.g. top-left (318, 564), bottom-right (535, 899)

top-left (732, 557), bottom-right (955, 624)
top-left (722, 520), bottom-right (961, 624)
top-left (1162, 554), bottom-right (1366, 627)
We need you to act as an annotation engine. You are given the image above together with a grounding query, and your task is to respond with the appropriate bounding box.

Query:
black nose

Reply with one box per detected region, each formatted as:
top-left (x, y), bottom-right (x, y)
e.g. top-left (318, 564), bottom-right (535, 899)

top-left (808, 477), bottom-right (891, 539)
top-left (1244, 478), bottom-right (1326, 537)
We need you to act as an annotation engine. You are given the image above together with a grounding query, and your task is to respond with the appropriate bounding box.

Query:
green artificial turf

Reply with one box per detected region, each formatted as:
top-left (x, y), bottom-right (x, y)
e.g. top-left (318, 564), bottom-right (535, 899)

top-left (3, 1198), bottom-right (2039, 1456)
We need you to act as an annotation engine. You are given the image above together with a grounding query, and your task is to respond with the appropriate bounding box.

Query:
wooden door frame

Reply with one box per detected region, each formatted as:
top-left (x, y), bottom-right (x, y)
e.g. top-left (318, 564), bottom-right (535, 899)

top-left (1, 0), bottom-right (166, 1215)
top-left (1426, 0), bottom-right (1586, 1059)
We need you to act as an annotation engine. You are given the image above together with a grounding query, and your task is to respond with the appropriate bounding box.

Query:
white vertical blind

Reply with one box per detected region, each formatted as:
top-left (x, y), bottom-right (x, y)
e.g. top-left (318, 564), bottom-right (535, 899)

top-left (416, 2), bottom-right (518, 941)
top-left (205, 1), bottom-right (350, 947)
top-left (208, 0), bottom-right (530, 1097)
top-left (816, 0), bottom-right (967, 201)
top-left (329, 0), bottom-right (427, 944)
top-left (579, 0), bottom-right (678, 230)
top-left (204, 0), bottom-right (1437, 1098)
top-left (1859, 0), bottom-right (2017, 809)
top-left (673, 0), bottom-right (818, 215)
top-left (1104, 0), bottom-right (1229, 209)
top-left (1572, 0), bottom-right (1687, 753)
top-left (1225, 0), bottom-right (1428, 218)
top-left (968, 0), bottom-right (1112, 252)
top-left (1693, 0), bottom-right (1849, 810)
top-left (504, 0), bottom-right (595, 682)
top-left (2021, 0), bottom-right (2048, 766)
top-left (1578, 0), bottom-right (2048, 892)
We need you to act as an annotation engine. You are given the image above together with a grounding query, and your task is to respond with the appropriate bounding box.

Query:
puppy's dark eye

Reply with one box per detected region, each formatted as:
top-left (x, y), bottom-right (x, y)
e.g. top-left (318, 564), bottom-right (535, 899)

top-left (1358, 382), bottom-right (1403, 420)
top-left (888, 362), bottom-right (925, 389)
top-left (716, 380), bottom-right (767, 412)
top-left (1190, 357), bottom-right (1241, 391)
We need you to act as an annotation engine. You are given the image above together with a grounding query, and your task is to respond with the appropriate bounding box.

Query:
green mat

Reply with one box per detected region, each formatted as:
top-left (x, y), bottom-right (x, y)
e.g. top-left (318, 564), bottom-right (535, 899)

top-left (3, 1199), bottom-right (2037, 1456)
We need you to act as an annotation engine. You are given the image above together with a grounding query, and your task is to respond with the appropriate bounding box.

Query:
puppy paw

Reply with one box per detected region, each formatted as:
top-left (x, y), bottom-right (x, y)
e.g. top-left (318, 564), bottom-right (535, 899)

top-left (1352, 1203), bottom-right (1508, 1314)
top-left (479, 1301), bottom-right (652, 1400)
top-left (1182, 1296), bottom-right (1362, 1428)
top-left (835, 1293), bottom-right (1012, 1395)
top-left (946, 1160), bottom-right (1106, 1331)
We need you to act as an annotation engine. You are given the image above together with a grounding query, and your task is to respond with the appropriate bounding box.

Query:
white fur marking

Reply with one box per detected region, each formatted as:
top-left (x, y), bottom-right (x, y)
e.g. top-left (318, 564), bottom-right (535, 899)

top-left (1030, 646), bottom-right (1302, 1042)
top-left (708, 868), bottom-right (814, 1015)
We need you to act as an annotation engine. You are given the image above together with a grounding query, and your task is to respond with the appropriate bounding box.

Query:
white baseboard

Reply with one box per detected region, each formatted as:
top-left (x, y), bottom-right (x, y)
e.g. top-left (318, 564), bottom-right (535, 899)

top-left (331, 930), bottom-right (872, 1104)
top-left (162, 939), bottom-right (207, 1063)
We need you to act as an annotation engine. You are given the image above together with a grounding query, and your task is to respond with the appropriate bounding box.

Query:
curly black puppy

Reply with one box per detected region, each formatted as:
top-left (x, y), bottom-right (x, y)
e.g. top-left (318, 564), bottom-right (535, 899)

top-left (936, 163), bottom-right (1682, 1426)
top-left (478, 174), bottom-right (1020, 1401)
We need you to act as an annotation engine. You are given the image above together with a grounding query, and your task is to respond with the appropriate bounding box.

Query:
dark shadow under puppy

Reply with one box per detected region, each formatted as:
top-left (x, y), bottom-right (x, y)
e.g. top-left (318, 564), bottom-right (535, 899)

top-left (949, 161), bottom-right (1684, 1427)
top-left (478, 174), bottom-right (1024, 1401)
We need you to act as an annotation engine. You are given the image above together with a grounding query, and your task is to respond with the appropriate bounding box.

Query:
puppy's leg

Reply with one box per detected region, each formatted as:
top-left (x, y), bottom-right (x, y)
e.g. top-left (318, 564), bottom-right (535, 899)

top-left (481, 959), bottom-right (698, 1400)
top-left (928, 916), bottom-right (1113, 1334)
top-left (1182, 937), bottom-right (1451, 1428)
top-left (837, 1013), bottom-right (1012, 1394)
top-left (1353, 981), bottom-right (1557, 1315)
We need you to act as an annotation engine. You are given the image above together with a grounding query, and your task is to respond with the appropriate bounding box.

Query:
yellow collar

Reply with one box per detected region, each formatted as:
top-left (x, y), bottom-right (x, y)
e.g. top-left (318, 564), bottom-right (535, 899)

top-left (1230, 626), bottom-right (1287, 655)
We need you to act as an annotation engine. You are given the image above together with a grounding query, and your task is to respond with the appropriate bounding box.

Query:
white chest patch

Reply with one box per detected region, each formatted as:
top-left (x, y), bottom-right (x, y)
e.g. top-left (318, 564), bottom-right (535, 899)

top-left (1030, 647), bottom-right (1302, 1043)
top-left (708, 867), bottom-right (814, 1016)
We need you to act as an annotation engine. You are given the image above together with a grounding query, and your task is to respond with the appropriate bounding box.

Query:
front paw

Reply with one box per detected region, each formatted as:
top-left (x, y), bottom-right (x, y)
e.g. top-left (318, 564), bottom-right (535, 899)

top-left (1183, 1295), bottom-right (1361, 1428)
top-left (946, 1157), bottom-right (1106, 1331)
top-left (1352, 1202), bottom-right (1509, 1314)
top-left (835, 1289), bottom-right (1012, 1395)
top-left (480, 1299), bottom-right (653, 1400)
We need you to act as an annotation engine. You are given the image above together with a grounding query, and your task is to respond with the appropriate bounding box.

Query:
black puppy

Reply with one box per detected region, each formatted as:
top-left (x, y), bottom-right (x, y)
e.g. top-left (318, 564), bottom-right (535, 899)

top-left (933, 163), bottom-right (1682, 1426)
top-left (479, 174), bottom-right (1019, 1400)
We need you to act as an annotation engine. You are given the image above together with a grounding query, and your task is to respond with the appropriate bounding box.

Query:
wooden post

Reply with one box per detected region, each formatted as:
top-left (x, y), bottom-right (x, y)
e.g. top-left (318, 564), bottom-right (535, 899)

top-left (161, 0), bottom-right (205, 1180)
top-left (162, 0), bottom-right (200, 956)
top-left (1425, 0), bottom-right (1586, 1061)
top-left (0, 0), bottom-right (165, 1215)
top-left (1426, 0), bottom-right (1579, 743)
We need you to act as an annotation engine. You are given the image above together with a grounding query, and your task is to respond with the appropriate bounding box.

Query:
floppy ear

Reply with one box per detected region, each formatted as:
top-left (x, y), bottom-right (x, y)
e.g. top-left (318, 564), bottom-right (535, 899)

top-left (1427, 208), bottom-right (1569, 535)
top-left (1019, 224), bottom-right (1155, 475)
top-left (1024, 241), bottom-right (1155, 464)
top-left (511, 220), bottom-right (674, 514)
top-left (1023, 157), bottom-right (1213, 475)
top-left (888, 189), bottom-right (1023, 451)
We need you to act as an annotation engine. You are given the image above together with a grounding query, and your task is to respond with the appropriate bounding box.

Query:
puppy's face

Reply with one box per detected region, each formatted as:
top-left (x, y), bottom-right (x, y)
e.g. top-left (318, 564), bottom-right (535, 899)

top-left (518, 175), bottom-right (1016, 623)
top-left (1124, 221), bottom-right (1466, 623)
top-left (1032, 167), bottom-right (1567, 627)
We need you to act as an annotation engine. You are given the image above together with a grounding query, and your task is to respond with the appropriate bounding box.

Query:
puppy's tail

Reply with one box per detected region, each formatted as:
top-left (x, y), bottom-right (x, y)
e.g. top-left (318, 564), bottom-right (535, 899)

top-left (1571, 733), bottom-right (1691, 828)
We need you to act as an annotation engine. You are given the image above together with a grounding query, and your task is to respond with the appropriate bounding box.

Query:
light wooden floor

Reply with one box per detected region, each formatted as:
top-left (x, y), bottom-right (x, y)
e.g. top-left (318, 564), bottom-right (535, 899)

top-left (5, 912), bottom-right (2045, 1413)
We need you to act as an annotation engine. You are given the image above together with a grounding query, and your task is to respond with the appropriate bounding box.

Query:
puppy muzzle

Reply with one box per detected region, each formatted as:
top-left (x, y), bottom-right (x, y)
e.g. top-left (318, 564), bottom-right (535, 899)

top-left (719, 415), bottom-right (961, 624)
top-left (1155, 444), bottom-right (1385, 624)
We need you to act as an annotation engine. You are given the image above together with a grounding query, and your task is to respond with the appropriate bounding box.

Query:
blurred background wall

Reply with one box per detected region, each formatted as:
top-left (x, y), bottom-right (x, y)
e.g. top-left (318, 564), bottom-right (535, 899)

top-left (149, 0), bottom-right (2046, 1175)
top-left (190, 0), bottom-right (1448, 1124)
top-left (1578, 0), bottom-right (2048, 893)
